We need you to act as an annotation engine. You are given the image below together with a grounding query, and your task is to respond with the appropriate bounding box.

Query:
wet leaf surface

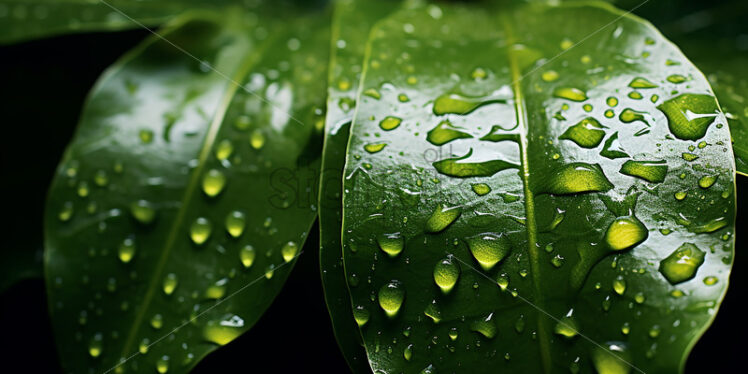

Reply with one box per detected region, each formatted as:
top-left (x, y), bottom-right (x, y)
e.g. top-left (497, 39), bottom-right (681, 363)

top-left (44, 6), bottom-right (329, 373)
top-left (340, 2), bottom-right (735, 373)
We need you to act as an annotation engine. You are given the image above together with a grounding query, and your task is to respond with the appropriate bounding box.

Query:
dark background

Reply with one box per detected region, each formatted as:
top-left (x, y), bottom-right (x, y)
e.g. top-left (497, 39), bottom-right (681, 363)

top-left (0, 1), bottom-right (745, 372)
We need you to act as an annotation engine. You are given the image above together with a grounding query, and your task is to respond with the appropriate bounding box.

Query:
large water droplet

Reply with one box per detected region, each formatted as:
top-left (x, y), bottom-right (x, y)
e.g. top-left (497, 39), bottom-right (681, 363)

top-left (426, 120), bottom-right (472, 145)
top-left (379, 116), bottom-right (402, 131)
top-left (535, 163), bottom-right (613, 195)
top-left (225, 211), bottom-right (246, 238)
top-left (433, 149), bottom-right (517, 178)
top-left (591, 342), bottom-right (631, 374)
top-left (604, 216), bottom-right (648, 251)
top-left (466, 233), bottom-right (512, 270)
top-left (619, 160), bottom-right (667, 183)
top-left (281, 241), bottom-right (298, 262)
top-left (657, 94), bottom-right (719, 140)
top-left (659, 243), bottom-right (705, 284)
top-left (239, 245), bottom-right (256, 268)
top-left (425, 204), bottom-right (461, 233)
top-left (353, 305), bottom-right (370, 327)
top-left (202, 169), bottom-right (226, 198)
top-left (205, 278), bottom-right (228, 299)
top-left (203, 314), bottom-right (244, 345)
top-left (378, 280), bottom-right (405, 318)
top-left (553, 87), bottom-right (588, 102)
top-left (560, 117), bottom-right (606, 148)
top-left (470, 313), bottom-right (497, 339)
top-left (433, 93), bottom-right (503, 115)
top-left (433, 257), bottom-right (460, 293)
top-left (190, 217), bottom-right (212, 245)
top-left (377, 233), bottom-right (404, 258)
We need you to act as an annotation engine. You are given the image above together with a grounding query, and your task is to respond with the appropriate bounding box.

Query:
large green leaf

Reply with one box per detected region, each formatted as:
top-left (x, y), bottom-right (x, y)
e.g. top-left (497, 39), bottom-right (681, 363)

top-left (341, 2), bottom-right (735, 373)
top-left (318, 0), bottom-right (402, 372)
top-left (44, 6), bottom-right (329, 373)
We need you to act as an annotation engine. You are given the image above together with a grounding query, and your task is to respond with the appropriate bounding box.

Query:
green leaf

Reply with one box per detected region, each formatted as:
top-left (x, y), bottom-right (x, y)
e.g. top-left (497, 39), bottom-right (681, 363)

top-left (0, 0), bottom-right (221, 44)
top-left (340, 2), bottom-right (735, 373)
top-left (319, 0), bottom-right (402, 372)
top-left (44, 7), bottom-right (329, 374)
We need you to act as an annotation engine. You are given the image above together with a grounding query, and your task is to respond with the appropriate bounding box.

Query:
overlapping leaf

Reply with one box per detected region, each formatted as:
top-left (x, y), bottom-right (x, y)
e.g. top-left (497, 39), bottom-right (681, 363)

top-left (340, 2), bottom-right (735, 374)
top-left (44, 4), bottom-right (329, 373)
top-left (318, 0), bottom-right (401, 372)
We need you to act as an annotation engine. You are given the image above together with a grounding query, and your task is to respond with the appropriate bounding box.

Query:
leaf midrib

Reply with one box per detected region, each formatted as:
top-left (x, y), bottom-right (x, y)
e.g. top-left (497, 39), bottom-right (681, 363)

top-left (117, 33), bottom-right (276, 362)
top-left (501, 11), bottom-right (553, 374)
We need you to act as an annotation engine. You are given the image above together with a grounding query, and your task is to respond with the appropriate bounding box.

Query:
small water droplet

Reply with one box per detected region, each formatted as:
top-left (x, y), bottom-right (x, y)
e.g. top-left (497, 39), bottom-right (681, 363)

top-left (88, 333), bottom-right (103, 357)
top-left (156, 355), bottom-right (169, 373)
top-left (118, 237), bottom-right (136, 263)
top-left (613, 275), bottom-right (627, 295)
top-left (629, 77), bottom-right (658, 89)
top-left (203, 314), bottom-right (244, 345)
top-left (162, 273), bottom-right (178, 295)
top-left (225, 211), bottom-right (246, 238)
top-left (250, 129), bottom-right (265, 149)
top-left (205, 278), bottom-right (228, 299)
top-left (433, 257), bottom-right (460, 293)
top-left (553, 87), bottom-right (588, 102)
top-left (364, 143), bottom-right (387, 153)
top-left (150, 314), bottom-right (163, 329)
top-left (190, 217), bottom-right (212, 245)
top-left (466, 233), bottom-right (512, 270)
top-left (239, 245), bottom-right (256, 268)
top-left (379, 116), bottom-right (402, 131)
top-left (425, 204), bottom-right (461, 233)
top-left (591, 342), bottom-right (631, 374)
top-left (470, 313), bottom-right (497, 339)
top-left (353, 305), bottom-right (370, 327)
top-left (281, 241), bottom-right (298, 262)
top-left (202, 169), bottom-right (226, 198)
top-left (130, 200), bottom-right (156, 225)
top-left (698, 175), bottom-right (717, 189)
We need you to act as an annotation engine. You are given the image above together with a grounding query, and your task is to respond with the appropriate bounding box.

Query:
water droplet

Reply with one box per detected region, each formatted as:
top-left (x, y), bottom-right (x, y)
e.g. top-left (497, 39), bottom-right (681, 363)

top-left (378, 280), bottom-right (405, 318)
top-left (607, 97), bottom-right (619, 107)
top-left (225, 211), bottom-right (246, 238)
top-left (674, 191), bottom-right (687, 201)
top-left (433, 93), bottom-right (502, 115)
top-left (353, 305), bottom-right (370, 327)
top-left (398, 93), bottom-right (409, 102)
top-left (667, 74), bottom-right (687, 84)
top-left (239, 245), bottom-right (256, 268)
top-left (215, 139), bottom-right (234, 161)
top-left (118, 237), bottom-right (136, 263)
top-left (629, 77), bottom-right (658, 89)
top-left (703, 276), bottom-right (718, 285)
top-left (203, 314), bottom-right (244, 345)
top-left (613, 275), bottom-right (626, 295)
top-left (466, 233), bottom-right (512, 270)
top-left (536, 163), bottom-right (613, 195)
top-left (659, 243), bottom-right (705, 284)
top-left (130, 200), bottom-right (156, 224)
top-left (202, 169), bottom-right (226, 197)
top-left (162, 273), bottom-right (178, 295)
top-left (425, 204), bottom-right (461, 233)
top-left (658, 94), bottom-right (719, 140)
top-left (433, 257), bottom-right (460, 293)
top-left (470, 313), bottom-right (497, 339)
top-left (151, 314), bottom-right (163, 329)
top-left (553, 87), bottom-right (588, 102)
top-left (471, 67), bottom-right (487, 80)
top-left (363, 88), bottom-right (381, 99)
top-left (404, 344), bottom-right (414, 361)
top-left (58, 201), bottom-right (74, 222)
top-left (554, 310), bottom-right (579, 338)
top-left (139, 129), bottom-right (154, 144)
top-left (648, 324), bottom-right (661, 339)
top-left (364, 143), bottom-right (387, 153)
top-left (433, 149), bottom-right (517, 178)
top-left (250, 129), bottom-right (265, 149)
top-left (619, 160), bottom-right (667, 183)
top-left (379, 116), bottom-right (402, 131)
top-left (281, 241), bottom-right (298, 262)
top-left (542, 70), bottom-right (559, 82)
top-left (551, 254), bottom-right (565, 268)
top-left (621, 322), bottom-right (630, 335)
top-left (376, 232), bottom-right (404, 258)
top-left (88, 333), bottom-right (103, 357)
top-left (423, 300), bottom-right (442, 323)
top-left (190, 217), bottom-right (212, 245)
top-left (471, 183), bottom-right (492, 196)
top-left (619, 108), bottom-right (647, 124)
top-left (591, 342), bottom-right (631, 374)
top-left (628, 91), bottom-right (643, 100)
top-left (205, 278), bottom-right (228, 299)
top-left (560, 117), bottom-right (606, 148)
top-left (426, 120), bottom-right (472, 145)
top-left (156, 355), bottom-right (169, 373)
top-left (234, 116), bottom-right (251, 130)
top-left (139, 338), bottom-right (150, 354)
top-left (698, 175), bottom-right (717, 189)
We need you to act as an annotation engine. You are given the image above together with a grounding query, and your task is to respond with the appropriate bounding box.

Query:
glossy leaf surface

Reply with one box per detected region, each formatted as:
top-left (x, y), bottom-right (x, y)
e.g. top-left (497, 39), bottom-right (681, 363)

top-left (341, 2), bottom-right (735, 373)
top-left (44, 7), bottom-right (329, 373)
top-left (318, 0), bottom-right (401, 372)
